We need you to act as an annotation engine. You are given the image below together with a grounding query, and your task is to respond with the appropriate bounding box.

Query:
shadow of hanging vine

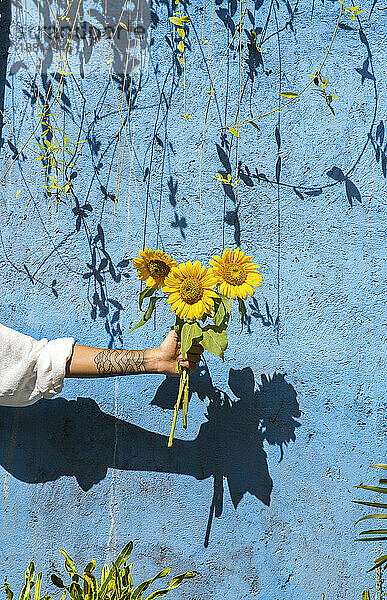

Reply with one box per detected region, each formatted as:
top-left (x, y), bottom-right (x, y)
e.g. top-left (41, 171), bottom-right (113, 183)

top-left (0, 363), bottom-right (300, 546)
top-left (215, 142), bottom-right (242, 245)
top-left (369, 120), bottom-right (386, 179)
top-left (326, 166), bottom-right (361, 207)
top-left (244, 296), bottom-right (279, 334)
top-left (7, 0), bottom-right (152, 76)
top-left (81, 220), bottom-right (130, 347)
top-left (0, 0), bottom-right (11, 148)
top-left (228, 23), bottom-right (379, 207)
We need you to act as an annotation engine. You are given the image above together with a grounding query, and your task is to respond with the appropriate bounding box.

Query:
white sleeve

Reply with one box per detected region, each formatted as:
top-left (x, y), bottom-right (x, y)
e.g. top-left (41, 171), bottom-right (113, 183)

top-left (0, 323), bottom-right (74, 407)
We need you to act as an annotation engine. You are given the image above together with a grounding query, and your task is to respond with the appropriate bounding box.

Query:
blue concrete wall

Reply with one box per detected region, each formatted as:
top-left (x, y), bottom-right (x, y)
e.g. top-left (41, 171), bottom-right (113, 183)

top-left (0, 0), bottom-right (386, 597)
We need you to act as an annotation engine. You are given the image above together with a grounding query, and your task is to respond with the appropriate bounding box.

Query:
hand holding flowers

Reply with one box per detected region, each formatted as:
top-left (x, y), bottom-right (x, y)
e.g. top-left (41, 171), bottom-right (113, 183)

top-left (131, 246), bottom-right (263, 446)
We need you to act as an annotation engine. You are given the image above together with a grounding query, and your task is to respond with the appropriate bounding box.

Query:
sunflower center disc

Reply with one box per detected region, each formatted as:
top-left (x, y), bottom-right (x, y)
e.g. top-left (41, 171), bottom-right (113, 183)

top-left (180, 277), bottom-right (203, 304)
top-left (148, 259), bottom-right (170, 278)
top-left (223, 264), bottom-right (247, 286)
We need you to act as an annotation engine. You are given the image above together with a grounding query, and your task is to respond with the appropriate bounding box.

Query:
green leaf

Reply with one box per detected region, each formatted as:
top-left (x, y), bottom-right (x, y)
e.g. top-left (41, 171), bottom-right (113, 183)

top-left (129, 297), bottom-right (160, 332)
top-left (355, 485), bottom-right (387, 494)
top-left (114, 541), bottom-right (134, 568)
top-left (33, 572), bottom-right (42, 600)
top-left (369, 555), bottom-right (387, 571)
top-left (173, 316), bottom-right (184, 335)
top-left (359, 529), bottom-right (387, 535)
top-left (246, 120), bottom-right (260, 131)
top-left (212, 295), bottom-right (231, 329)
top-left (84, 561), bottom-right (96, 574)
top-left (111, 565), bottom-right (122, 599)
top-left (237, 298), bottom-right (246, 332)
top-left (131, 568), bottom-right (171, 600)
top-left (201, 325), bottom-right (228, 359)
top-left (5, 583), bottom-right (14, 600)
top-left (144, 572), bottom-right (195, 600)
top-left (121, 564), bottom-right (133, 590)
top-left (169, 16), bottom-right (183, 25)
top-left (279, 92), bottom-right (299, 98)
top-left (83, 573), bottom-right (98, 600)
top-left (226, 126), bottom-right (240, 138)
top-left (180, 16), bottom-right (190, 22)
top-left (51, 576), bottom-right (65, 589)
top-left (139, 286), bottom-right (157, 311)
top-left (362, 591), bottom-right (370, 600)
top-left (356, 513), bottom-right (387, 524)
top-left (371, 464), bottom-right (387, 470)
top-left (60, 551), bottom-right (77, 577)
top-left (68, 583), bottom-right (83, 600)
top-left (20, 563), bottom-right (35, 600)
top-left (352, 500), bottom-right (387, 509)
top-left (167, 572), bottom-right (196, 587)
top-left (100, 565), bottom-right (109, 587)
top-left (98, 542), bottom-right (133, 600)
top-left (26, 563), bottom-right (35, 584)
top-left (181, 322), bottom-right (203, 359)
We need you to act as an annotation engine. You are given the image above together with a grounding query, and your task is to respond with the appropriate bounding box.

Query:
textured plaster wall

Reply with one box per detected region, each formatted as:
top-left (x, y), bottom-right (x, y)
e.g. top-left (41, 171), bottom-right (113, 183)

top-left (0, 0), bottom-right (386, 597)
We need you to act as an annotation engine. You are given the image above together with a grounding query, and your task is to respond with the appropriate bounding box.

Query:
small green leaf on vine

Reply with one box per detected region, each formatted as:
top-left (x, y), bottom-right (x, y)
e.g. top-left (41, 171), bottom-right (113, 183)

top-left (247, 120), bottom-right (260, 131)
top-left (279, 92), bottom-right (299, 98)
top-left (226, 125), bottom-right (240, 138)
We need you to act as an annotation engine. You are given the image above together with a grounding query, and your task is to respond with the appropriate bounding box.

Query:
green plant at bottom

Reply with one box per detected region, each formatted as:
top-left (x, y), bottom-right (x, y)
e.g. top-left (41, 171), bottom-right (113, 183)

top-left (4, 561), bottom-right (49, 600)
top-left (354, 463), bottom-right (387, 572)
top-left (3, 542), bottom-right (195, 600)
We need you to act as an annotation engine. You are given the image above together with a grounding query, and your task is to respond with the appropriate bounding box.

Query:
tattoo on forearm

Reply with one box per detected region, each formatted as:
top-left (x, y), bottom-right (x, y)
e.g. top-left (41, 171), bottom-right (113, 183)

top-left (94, 349), bottom-right (146, 376)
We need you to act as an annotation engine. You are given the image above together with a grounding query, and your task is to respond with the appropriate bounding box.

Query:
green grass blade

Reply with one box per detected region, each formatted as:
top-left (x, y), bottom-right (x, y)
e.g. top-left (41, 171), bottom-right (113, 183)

top-left (144, 572), bottom-right (196, 600)
top-left (358, 529), bottom-right (387, 535)
top-left (131, 568), bottom-right (171, 600)
top-left (34, 573), bottom-right (42, 600)
top-left (368, 555), bottom-right (387, 571)
top-left (356, 513), bottom-right (387, 524)
top-left (97, 542), bottom-right (133, 600)
top-left (352, 500), bottom-right (387, 509)
top-left (355, 485), bottom-right (387, 494)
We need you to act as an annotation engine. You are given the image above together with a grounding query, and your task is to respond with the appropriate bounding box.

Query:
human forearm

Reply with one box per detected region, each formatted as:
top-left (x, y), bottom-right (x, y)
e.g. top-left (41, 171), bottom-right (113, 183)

top-left (65, 346), bottom-right (161, 378)
top-left (65, 331), bottom-right (203, 379)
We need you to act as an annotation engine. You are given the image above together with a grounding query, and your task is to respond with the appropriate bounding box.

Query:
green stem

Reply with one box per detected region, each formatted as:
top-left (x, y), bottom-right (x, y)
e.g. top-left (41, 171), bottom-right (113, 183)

top-left (168, 318), bottom-right (192, 444)
top-left (168, 374), bottom-right (185, 447)
top-left (182, 368), bottom-right (190, 429)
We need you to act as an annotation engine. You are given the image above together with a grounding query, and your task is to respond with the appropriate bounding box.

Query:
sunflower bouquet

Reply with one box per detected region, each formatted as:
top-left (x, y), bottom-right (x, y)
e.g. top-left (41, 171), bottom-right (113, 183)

top-left (131, 247), bottom-right (263, 446)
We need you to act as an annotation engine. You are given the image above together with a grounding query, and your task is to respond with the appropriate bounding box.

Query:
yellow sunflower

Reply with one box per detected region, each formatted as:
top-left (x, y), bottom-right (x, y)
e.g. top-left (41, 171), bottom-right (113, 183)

top-left (163, 261), bottom-right (218, 321)
top-left (209, 248), bottom-right (263, 300)
top-left (133, 247), bottom-right (177, 289)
